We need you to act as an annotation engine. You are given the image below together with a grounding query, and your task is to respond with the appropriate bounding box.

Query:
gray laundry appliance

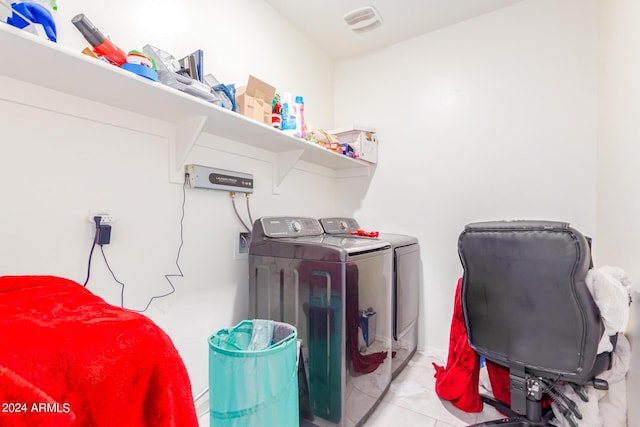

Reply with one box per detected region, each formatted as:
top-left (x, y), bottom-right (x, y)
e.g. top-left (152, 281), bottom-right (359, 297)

top-left (319, 218), bottom-right (420, 379)
top-left (249, 217), bottom-right (393, 427)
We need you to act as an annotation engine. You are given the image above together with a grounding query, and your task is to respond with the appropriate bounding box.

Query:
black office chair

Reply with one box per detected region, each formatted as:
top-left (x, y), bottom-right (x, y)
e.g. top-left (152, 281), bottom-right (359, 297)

top-left (458, 220), bottom-right (612, 426)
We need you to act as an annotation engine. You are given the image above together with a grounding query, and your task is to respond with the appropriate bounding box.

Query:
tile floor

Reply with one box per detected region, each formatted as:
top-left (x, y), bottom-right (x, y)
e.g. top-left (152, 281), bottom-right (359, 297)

top-left (363, 352), bottom-right (505, 427)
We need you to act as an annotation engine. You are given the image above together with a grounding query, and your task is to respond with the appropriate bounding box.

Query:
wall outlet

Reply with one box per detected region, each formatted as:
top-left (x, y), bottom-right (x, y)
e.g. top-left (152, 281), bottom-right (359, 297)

top-left (234, 232), bottom-right (251, 260)
top-left (88, 212), bottom-right (115, 224)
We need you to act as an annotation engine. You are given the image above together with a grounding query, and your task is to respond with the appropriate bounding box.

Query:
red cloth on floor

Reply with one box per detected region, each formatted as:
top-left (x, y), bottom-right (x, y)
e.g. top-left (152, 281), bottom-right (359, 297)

top-left (0, 275), bottom-right (198, 427)
top-left (433, 278), bottom-right (483, 412)
top-left (433, 278), bottom-right (553, 415)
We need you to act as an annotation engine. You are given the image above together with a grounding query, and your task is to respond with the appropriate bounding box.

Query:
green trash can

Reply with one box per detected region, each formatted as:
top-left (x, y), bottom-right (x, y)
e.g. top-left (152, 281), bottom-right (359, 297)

top-left (209, 320), bottom-right (299, 427)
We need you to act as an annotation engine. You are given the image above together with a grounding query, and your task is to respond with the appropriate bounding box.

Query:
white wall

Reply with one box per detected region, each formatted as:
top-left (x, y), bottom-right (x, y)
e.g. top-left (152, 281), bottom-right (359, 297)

top-left (334, 0), bottom-right (600, 353)
top-left (6, 0), bottom-right (639, 423)
top-left (0, 1), bottom-right (338, 425)
top-left (597, 0), bottom-right (640, 419)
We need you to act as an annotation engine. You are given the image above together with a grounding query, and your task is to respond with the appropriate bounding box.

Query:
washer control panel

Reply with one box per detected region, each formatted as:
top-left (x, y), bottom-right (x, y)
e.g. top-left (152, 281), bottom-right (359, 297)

top-left (260, 217), bottom-right (324, 237)
top-left (320, 217), bottom-right (360, 234)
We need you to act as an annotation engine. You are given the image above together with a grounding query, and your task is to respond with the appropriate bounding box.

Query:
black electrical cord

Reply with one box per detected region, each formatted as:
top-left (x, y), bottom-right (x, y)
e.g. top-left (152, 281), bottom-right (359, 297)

top-left (99, 245), bottom-right (126, 307)
top-left (84, 216), bottom-right (126, 307)
top-left (83, 216), bottom-right (101, 287)
top-left (84, 176), bottom-right (187, 311)
top-left (127, 174), bottom-right (188, 312)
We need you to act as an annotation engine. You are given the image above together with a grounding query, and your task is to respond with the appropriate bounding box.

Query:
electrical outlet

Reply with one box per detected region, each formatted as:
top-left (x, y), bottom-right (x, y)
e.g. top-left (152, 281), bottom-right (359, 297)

top-left (234, 232), bottom-right (251, 260)
top-left (88, 212), bottom-right (115, 224)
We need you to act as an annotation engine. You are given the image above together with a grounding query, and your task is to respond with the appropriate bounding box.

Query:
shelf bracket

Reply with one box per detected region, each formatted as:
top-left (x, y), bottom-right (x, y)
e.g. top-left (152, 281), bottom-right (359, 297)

top-left (169, 115), bottom-right (207, 183)
top-left (272, 149), bottom-right (304, 194)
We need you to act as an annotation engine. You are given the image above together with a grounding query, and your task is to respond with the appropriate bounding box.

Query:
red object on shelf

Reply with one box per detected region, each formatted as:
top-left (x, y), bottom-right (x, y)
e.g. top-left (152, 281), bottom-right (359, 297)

top-left (348, 229), bottom-right (379, 238)
top-left (92, 39), bottom-right (128, 66)
top-left (72, 13), bottom-right (128, 66)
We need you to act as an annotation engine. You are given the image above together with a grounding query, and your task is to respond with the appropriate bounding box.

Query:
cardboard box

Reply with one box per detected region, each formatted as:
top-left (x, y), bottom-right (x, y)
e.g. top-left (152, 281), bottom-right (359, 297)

top-left (235, 75), bottom-right (276, 125)
top-left (331, 126), bottom-right (378, 164)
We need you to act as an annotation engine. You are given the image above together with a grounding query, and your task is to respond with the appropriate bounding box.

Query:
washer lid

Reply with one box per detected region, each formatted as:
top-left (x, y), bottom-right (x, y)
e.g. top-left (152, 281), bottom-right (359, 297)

top-left (378, 233), bottom-right (419, 247)
top-left (319, 218), bottom-right (419, 247)
top-left (320, 235), bottom-right (390, 254)
top-left (249, 234), bottom-right (390, 261)
top-left (259, 217), bottom-right (324, 238)
top-left (320, 217), bottom-right (360, 234)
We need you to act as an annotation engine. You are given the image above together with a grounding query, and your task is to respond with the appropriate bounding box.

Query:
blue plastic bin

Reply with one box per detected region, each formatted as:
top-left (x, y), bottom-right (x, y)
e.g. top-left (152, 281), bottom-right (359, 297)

top-left (209, 320), bottom-right (299, 427)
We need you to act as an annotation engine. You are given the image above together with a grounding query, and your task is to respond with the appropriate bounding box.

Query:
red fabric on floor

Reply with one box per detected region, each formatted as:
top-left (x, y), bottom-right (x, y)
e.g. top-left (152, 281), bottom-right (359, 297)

top-left (433, 278), bottom-right (553, 416)
top-left (0, 275), bottom-right (198, 427)
top-left (432, 278), bottom-right (482, 412)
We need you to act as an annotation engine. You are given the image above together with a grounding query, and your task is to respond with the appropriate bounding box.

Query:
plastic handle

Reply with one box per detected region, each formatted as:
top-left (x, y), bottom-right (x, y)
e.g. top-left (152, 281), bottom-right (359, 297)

top-left (71, 13), bottom-right (105, 47)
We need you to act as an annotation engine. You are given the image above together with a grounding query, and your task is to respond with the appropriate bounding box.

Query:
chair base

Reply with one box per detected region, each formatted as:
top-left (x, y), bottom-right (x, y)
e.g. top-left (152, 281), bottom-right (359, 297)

top-left (480, 395), bottom-right (519, 418)
top-left (469, 394), bottom-right (555, 427)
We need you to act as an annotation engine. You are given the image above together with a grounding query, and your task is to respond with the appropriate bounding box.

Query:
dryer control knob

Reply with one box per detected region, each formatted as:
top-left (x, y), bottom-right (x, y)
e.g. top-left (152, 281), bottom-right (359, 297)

top-left (339, 220), bottom-right (348, 231)
top-left (291, 221), bottom-right (302, 232)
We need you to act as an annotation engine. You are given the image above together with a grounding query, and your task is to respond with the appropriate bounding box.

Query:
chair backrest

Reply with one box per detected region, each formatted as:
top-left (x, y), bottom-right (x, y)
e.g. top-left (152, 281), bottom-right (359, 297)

top-left (458, 220), bottom-right (604, 383)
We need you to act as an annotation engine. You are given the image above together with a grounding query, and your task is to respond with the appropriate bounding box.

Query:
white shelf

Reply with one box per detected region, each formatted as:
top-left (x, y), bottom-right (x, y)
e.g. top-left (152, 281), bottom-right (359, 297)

top-left (0, 24), bottom-right (372, 185)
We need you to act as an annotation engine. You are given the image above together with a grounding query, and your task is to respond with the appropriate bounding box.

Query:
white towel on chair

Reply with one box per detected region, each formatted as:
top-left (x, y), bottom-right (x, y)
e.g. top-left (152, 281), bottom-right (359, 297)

top-left (585, 266), bottom-right (632, 353)
top-left (550, 266), bottom-right (633, 426)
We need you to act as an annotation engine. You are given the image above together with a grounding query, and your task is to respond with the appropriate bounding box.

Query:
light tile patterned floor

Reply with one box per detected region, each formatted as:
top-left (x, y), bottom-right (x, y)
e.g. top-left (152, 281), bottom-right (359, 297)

top-left (364, 352), bottom-right (505, 427)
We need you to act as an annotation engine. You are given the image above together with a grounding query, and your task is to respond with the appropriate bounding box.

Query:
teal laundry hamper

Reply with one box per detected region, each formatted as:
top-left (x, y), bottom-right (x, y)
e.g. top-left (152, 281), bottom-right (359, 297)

top-left (209, 320), bottom-right (299, 427)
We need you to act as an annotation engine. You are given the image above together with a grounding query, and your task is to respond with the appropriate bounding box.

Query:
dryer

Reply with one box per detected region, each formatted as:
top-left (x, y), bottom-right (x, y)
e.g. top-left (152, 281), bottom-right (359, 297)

top-left (319, 218), bottom-right (420, 378)
top-left (249, 217), bottom-right (393, 427)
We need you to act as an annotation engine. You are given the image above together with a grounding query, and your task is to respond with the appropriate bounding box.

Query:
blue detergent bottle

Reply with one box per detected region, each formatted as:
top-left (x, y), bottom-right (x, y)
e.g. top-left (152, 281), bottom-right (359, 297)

top-left (281, 92), bottom-right (299, 137)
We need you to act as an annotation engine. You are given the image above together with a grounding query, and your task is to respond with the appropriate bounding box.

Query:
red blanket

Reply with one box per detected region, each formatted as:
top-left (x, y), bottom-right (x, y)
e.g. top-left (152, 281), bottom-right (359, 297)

top-left (433, 278), bottom-right (511, 412)
top-left (0, 275), bottom-right (198, 427)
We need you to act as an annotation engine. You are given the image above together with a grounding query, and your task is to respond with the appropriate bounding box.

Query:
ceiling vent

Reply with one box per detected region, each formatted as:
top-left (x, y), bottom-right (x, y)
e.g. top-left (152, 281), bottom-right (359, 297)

top-left (343, 6), bottom-right (383, 33)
